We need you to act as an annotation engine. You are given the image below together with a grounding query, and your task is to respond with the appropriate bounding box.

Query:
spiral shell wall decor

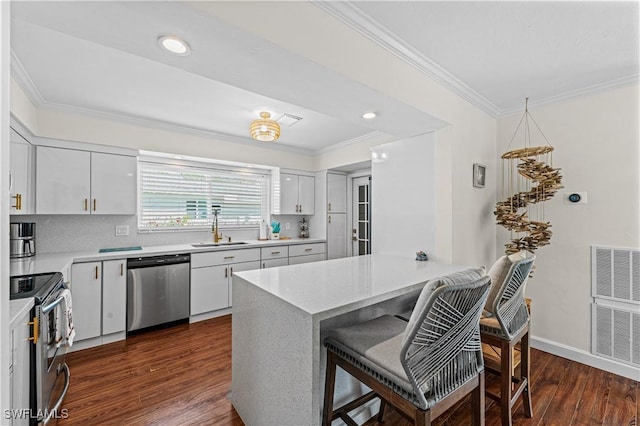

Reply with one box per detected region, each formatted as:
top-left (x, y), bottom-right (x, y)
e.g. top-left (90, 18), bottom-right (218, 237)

top-left (496, 99), bottom-right (563, 256)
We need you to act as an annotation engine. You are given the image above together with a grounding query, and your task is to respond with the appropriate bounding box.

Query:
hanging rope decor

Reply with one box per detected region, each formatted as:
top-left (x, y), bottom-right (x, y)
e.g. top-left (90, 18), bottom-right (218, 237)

top-left (495, 99), bottom-right (563, 255)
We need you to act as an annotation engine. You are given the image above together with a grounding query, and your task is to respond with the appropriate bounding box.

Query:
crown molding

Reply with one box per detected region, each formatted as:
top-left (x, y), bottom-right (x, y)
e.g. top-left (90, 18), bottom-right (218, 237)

top-left (10, 50), bottom-right (46, 106)
top-left (498, 74), bottom-right (640, 117)
top-left (313, 1), bottom-right (503, 118)
top-left (314, 130), bottom-right (384, 155)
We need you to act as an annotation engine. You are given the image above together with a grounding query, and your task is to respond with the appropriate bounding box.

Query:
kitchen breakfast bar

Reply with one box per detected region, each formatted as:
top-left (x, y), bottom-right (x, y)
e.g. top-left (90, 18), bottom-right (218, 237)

top-left (231, 254), bottom-right (470, 425)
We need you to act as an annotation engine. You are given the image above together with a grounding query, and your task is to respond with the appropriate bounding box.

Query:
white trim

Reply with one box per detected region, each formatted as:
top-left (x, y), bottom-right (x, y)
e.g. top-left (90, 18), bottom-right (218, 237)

top-left (313, 1), bottom-right (502, 117)
top-left (10, 50), bottom-right (45, 106)
top-left (530, 335), bottom-right (640, 381)
top-left (189, 308), bottom-right (231, 323)
top-left (314, 131), bottom-right (383, 155)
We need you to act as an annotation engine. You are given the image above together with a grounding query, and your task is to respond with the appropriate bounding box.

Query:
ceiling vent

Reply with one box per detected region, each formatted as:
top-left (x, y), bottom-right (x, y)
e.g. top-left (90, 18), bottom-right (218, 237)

top-left (277, 113), bottom-right (303, 127)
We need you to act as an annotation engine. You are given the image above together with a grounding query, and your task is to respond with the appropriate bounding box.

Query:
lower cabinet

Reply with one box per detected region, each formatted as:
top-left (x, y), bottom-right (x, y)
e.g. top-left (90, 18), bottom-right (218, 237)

top-left (10, 309), bottom-right (31, 426)
top-left (190, 248), bottom-right (260, 315)
top-left (289, 243), bottom-right (327, 265)
top-left (71, 259), bottom-right (126, 342)
top-left (260, 246), bottom-right (288, 269)
top-left (262, 258), bottom-right (289, 268)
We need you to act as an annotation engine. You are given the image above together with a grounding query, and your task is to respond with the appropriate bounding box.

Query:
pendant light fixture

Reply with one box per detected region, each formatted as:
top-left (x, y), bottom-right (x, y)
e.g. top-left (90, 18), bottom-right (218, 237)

top-left (249, 111), bottom-right (281, 142)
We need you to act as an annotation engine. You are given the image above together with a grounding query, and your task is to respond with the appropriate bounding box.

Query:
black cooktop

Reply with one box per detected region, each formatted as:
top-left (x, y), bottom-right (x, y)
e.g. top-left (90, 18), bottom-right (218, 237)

top-left (10, 272), bottom-right (64, 303)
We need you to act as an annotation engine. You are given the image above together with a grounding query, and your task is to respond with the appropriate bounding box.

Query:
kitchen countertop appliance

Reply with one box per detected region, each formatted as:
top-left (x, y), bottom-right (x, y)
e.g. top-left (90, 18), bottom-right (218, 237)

top-left (127, 254), bottom-right (190, 333)
top-left (10, 222), bottom-right (36, 258)
top-left (10, 272), bottom-right (70, 425)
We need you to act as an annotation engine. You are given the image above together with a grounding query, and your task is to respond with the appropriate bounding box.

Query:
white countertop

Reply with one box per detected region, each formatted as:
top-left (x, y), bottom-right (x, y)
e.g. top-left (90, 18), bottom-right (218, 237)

top-left (234, 253), bottom-right (470, 317)
top-left (10, 238), bottom-right (325, 277)
top-left (10, 298), bottom-right (34, 329)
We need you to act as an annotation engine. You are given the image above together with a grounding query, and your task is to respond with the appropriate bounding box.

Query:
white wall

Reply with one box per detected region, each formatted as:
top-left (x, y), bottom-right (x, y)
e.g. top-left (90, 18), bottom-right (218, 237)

top-left (1, 0), bottom-right (11, 413)
top-left (371, 133), bottom-right (436, 258)
top-left (9, 77), bottom-right (37, 134)
top-left (496, 84), bottom-right (640, 364)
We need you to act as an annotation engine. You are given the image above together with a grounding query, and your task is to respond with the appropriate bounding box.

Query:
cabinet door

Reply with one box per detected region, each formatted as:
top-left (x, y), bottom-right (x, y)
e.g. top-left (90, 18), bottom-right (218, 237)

top-left (70, 262), bottom-right (102, 341)
top-left (298, 175), bottom-right (315, 214)
top-left (262, 258), bottom-right (289, 269)
top-left (11, 311), bottom-right (31, 425)
top-left (289, 253), bottom-right (326, 265)
top-left (327, 213), bottom-right (347, 260)
top-left (9, 132), bottom-right (33, 214)
top-left (91, 153), bottom-right (137, 215)
top-left (327, 173), bottom-right (347, 213)
top-left (190, 265), bottom-right (229, 315)
top-left (36, 146), bottom-right (91, 214)
top-left (228, 261), bottom-right (261, 305)
top-left (280, 173), bottom-right (299, 214)
top-left (102, 259), bottom-right (127, 335)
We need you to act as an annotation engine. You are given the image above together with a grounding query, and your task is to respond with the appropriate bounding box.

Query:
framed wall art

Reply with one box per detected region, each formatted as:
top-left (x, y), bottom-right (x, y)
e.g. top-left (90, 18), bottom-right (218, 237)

top-left (473, 163), bottom-right (486, 188)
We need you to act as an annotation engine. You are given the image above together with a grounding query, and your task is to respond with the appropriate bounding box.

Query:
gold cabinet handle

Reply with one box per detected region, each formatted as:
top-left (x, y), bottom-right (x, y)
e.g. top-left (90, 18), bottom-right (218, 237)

top-left (299, 205), bottom-right (302, 213)
top-left (304, 248), bottom-right (313, 252)
top-left (120, 263), bottom-right (124, 276)
top-left (84, 199), bottom-right (88, 211)
top-left (262, 262), bottom-right (266, 268)
top-left (28, 317), bottom-right (39, 344)
top-left (328, 215), bottom-right (332, 223)
top-left (224, 267), bottom-right (228, 278)
top-left (93, 199), bottom-right (97, 211)
top-left (95, 266), bottom-right (99, 280)
top-left (224, 256), bottom-right (235, 260)
top-left (328, 202), bottom-right (331, 211)
top-left (230, 266), bottom-right (233, 275)
top-left (271, 251), bottom-right (280, 255)
top-left (11, 193), bottom-right (22, 210)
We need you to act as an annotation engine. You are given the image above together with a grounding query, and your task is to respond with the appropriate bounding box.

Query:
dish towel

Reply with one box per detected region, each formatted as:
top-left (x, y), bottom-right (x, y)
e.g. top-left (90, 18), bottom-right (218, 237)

top-left (60, 288), bottom-right (76, 348)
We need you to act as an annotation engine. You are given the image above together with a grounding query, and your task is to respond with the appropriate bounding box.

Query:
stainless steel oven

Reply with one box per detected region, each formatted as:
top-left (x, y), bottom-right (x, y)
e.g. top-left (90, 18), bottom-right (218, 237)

top-left (10, 272), bottom-right (70, 425)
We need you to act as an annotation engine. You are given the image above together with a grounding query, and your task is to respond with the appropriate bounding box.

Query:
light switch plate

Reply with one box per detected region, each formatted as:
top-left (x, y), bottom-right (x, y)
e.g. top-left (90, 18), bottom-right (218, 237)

top-left (285, 222), bottom-right (291, 229)
top-left (115, 225), bottom-right (129, 236)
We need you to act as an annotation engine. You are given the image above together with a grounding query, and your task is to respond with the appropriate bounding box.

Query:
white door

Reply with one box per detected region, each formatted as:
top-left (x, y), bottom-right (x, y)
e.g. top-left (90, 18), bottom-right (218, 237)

top-left (327, 213), bottom-right (347, 259)
top-left (36, 146), bottom-right (91, 214)
top-left (91, 152), bottom-right (137, 215)
top-left (190, 265), bottom-right (229, 315)
top-left (351, 176), bottom-right (371, 256)
top-left (279, 173), bottom-right (299, 214)
top-left (9, 132), bottom-right (33, 214)
top-left (70, 262), bottom-right (102, 341)
top-left (102, 259), bottom-right (127, 335)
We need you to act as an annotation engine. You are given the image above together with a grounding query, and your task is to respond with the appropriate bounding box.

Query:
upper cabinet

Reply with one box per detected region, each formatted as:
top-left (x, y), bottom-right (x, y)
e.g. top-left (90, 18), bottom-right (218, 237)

top-left (327, 173), bottom-right (347, 214)
top-left (277, 173), bottom-right (315, 215)
top-left (9, 129), bottom-right (35, 215)
top-left (36, 146), bottom-right (137, 215)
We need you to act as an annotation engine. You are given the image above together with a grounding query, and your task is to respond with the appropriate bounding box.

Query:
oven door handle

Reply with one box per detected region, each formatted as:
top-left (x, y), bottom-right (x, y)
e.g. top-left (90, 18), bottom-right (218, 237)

top-left (42, 363), bottom-right (70, 425)
top-left (42, 294), bottom-right (65, 314)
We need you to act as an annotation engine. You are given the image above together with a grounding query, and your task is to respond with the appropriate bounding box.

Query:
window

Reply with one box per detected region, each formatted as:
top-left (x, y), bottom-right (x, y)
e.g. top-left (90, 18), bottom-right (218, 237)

top-left (139, 160), bottom-right (269, 231)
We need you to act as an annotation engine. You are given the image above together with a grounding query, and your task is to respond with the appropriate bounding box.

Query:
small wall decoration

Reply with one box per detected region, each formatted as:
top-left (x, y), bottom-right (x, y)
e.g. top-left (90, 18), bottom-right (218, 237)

top-left (495, 98), bottom-right (563, 255)
top-left (473, 163), bottom-right (486, 188)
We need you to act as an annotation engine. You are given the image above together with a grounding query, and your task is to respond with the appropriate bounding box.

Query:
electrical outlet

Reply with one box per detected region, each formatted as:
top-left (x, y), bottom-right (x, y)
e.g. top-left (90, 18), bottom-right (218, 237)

top-left (115, 225), bottom-right (129, 236)
top-left (285, 222), bottom-right (291, 230)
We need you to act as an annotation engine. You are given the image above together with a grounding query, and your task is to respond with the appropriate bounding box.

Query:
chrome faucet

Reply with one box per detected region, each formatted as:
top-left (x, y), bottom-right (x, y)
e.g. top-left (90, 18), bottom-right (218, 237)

top-left (212, 205), bottom-right (222, 243)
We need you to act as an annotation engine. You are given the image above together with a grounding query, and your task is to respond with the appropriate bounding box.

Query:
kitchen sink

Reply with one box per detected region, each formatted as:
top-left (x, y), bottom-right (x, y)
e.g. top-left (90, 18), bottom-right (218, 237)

top-left (191, 241), bottom-right (249, 247)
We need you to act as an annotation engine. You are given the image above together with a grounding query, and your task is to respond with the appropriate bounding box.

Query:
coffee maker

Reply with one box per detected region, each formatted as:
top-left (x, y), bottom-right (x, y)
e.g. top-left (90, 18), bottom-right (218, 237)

top-left (10, 222), bottom-right (36, 258)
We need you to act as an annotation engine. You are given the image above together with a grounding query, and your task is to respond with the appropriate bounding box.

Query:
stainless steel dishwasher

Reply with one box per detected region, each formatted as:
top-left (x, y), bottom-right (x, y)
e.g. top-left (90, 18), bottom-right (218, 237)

top-left (127, 253), bottom-right (190, 333)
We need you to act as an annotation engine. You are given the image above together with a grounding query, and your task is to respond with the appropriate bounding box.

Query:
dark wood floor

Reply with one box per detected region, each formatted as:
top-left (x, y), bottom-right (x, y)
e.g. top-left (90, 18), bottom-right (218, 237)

top-left (57, 315), bottom-right (637, 426)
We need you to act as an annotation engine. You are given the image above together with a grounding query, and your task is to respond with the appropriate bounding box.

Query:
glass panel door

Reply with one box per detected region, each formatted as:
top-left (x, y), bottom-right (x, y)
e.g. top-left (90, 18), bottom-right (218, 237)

top-left (351, 176), bottom-right (371, 256)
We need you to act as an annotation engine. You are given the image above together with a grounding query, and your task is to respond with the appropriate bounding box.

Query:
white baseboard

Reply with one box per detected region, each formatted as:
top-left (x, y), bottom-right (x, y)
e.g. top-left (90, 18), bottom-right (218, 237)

top-left (189, 308), bottom-right (231, 323)
top-left (531, 335), bottom-right (639, 381)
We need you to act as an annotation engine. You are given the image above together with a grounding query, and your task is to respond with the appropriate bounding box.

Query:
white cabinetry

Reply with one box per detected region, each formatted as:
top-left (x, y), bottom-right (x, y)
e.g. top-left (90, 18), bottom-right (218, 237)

top-left (70, 262), bottom-right (102, 341)
top-left (190, 248), bottom-right (260, 315)
top-left (278, 173), bottom-right (315, 215)
top-left (261, 246), bottom-right (288, 269)
top-left (289, 243), bottom-right (326, 265)
top-left (36, 146), bottom-right (136, 215)
top-left (71, 259), bottom-right (127, 343)
top-left (10, 309), bottom-right (31, 426)
top-left (102, 259), bottom-right (127, 335)
top-left (9, 129), bottom-right (34, 215)
top-left (326, 173), bottom-right (348, 260)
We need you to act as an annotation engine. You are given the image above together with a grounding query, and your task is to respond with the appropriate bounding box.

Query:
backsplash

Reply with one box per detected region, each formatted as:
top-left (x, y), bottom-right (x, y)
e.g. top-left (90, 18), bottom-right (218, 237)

top-left (10, 215), bottom-right (260, 254)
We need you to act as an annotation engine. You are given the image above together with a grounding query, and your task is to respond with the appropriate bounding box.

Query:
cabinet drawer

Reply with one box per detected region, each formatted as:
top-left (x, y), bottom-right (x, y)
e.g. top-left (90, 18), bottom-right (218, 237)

top-left (192, 248), bottom-right (260, 268)
top-left (260, 246), bottom-right (289, 260)
top-left (288, 253), bottom-right (326, 265)
top-left (289, 243), bottom-right (326, 257)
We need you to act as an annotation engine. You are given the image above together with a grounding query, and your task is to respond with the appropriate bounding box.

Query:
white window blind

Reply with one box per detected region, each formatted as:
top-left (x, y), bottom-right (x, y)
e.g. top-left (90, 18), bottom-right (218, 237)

top-left (139, 161), bottom-right (269, 231)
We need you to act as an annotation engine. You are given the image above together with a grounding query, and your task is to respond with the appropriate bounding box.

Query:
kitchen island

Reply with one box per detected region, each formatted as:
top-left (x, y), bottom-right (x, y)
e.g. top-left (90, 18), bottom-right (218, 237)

top-left (231, 254), bottom-right (471, 426)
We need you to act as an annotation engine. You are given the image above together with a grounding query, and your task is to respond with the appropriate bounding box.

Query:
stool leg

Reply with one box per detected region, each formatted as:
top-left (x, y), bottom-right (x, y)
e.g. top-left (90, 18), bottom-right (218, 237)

top-left (377, 400), bottom-right (386, 422)
top-left (500, 339), bottom-right (513, 426)
top-left (521, 331), bottom-right (533, 418)
top-left (323, 351), bottom-right (337, 426)
top-left (472, 371), bottom-right (485, 426)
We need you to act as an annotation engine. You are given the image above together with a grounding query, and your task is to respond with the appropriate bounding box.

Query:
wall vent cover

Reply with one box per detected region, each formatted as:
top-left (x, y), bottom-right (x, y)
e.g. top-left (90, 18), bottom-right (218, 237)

top-left (592, 246), bottom-right (639, 303)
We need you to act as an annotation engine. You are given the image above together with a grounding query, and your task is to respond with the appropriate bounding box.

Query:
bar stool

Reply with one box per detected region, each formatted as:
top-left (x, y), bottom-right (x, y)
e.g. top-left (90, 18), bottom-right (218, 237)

top-left (480, 253), bottom-right (535, 426)
top-left (322, 269), bottom-right (491, 426)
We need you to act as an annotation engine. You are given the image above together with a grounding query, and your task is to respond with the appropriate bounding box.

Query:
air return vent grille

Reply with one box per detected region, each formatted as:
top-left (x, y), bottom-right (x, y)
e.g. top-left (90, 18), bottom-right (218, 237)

top-left (591, 246), bottom-right (640, 367)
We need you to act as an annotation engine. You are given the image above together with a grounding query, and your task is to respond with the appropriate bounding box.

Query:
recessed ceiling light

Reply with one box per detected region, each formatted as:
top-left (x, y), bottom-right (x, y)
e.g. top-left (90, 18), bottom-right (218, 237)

top-left (158, 35), bottom-right (191, 56)
top-left (362, 112), bottom-right (376, 120)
